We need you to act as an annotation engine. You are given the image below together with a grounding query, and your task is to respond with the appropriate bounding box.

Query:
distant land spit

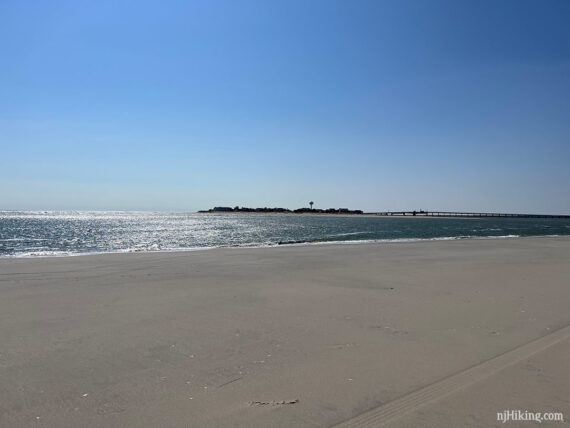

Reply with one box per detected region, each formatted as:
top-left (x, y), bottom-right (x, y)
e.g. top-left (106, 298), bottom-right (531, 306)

top-left (198, 206), bottom-right (364, 214)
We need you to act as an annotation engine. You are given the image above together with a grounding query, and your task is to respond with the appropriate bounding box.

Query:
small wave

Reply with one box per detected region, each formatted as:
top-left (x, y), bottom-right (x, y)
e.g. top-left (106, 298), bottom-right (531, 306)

top-left (0, 238), bottom-right (48, 242)
top-left (275, 234), bottom-right (523, 248)
top-left (5, 250), bottom-right (77, 258)
top-left (327, 231), bottom-right (371, 238)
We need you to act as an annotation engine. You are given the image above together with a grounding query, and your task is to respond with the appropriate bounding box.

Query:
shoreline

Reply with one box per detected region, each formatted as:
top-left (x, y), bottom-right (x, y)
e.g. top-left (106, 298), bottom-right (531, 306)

top-left (1, 233), bottom-right (567, 260)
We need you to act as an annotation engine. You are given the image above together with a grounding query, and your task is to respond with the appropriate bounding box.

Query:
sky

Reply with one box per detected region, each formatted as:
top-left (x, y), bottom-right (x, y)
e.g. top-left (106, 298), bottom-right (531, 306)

top-left (1, 0), bottom-right (569, 213)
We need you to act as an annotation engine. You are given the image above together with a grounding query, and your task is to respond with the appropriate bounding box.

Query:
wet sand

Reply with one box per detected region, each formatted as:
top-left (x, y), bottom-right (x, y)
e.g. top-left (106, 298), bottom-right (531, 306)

top-left (1, 237), bottom-right (569, 427)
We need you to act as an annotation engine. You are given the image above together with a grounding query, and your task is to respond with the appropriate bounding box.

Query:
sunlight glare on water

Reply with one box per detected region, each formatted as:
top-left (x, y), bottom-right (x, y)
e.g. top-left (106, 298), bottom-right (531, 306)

top-left (1, 211), bottom-right (569, 257)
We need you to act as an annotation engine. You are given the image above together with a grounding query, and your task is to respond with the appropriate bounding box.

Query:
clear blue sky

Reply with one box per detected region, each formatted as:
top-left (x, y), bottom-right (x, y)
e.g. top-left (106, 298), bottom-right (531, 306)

top-left (1, 0), bottom-right (569, 213)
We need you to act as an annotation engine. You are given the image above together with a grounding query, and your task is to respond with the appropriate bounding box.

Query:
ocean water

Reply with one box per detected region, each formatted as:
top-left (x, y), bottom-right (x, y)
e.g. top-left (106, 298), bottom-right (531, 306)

top-left (1, 211), bottom-right (569, 258)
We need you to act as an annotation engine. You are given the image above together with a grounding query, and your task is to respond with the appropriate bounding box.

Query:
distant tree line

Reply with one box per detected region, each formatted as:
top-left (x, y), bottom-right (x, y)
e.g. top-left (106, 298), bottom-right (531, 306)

top-left (199, 206), bottom-right (364, 214)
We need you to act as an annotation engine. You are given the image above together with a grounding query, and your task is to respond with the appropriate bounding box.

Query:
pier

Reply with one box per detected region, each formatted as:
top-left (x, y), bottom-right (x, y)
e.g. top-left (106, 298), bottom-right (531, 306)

top-left (370, 210), bottom-right (570, 219)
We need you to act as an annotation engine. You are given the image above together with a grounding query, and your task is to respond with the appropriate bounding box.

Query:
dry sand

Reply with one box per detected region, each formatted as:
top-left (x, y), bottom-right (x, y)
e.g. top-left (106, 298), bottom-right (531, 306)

top-left (0, 237), bottom-right (569, 427)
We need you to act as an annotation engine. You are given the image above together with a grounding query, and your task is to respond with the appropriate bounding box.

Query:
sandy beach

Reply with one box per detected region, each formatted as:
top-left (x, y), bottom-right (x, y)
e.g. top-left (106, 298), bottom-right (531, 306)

top-left (1, 237), bottom-right (569, 427)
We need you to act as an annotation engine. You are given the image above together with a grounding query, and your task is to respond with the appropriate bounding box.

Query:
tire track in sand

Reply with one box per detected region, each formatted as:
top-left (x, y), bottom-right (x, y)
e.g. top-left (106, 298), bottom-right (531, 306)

top-left (334, 324), bottom-right (570, 428)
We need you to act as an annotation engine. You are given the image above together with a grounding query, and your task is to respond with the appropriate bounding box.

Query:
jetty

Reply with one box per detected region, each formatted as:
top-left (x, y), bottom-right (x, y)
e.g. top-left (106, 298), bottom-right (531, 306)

top-left (371, 210), bottom-right (570, 219)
